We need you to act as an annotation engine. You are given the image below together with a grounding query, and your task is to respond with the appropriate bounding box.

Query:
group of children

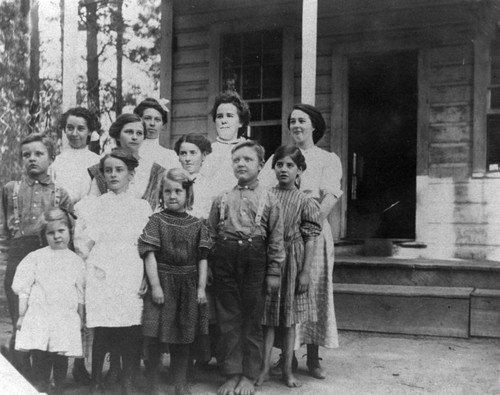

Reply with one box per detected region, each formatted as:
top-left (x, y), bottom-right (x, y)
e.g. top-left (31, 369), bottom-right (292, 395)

top-left (1, 94), bottom-right (338, 395)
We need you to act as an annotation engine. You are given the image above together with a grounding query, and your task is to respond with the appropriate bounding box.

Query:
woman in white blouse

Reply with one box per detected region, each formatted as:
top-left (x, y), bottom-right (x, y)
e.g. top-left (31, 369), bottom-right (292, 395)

top-left (51, 108), bottom-right (101, 204)
top-left (260, 104), bottom-right (343, 380)
top-left (133, 98), bottom-right (179, 171)
top-left (174, 133), bottom-right (213, 219)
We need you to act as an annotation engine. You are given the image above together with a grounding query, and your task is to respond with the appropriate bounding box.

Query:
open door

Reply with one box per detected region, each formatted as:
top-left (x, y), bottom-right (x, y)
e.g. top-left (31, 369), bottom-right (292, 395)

top-left (346, 51), bottom-right (417, 240)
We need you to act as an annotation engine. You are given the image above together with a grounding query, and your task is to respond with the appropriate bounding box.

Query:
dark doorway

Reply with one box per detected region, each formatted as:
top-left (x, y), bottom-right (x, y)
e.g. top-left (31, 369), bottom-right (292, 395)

top-left (346, 52), bottom-right (417, 239)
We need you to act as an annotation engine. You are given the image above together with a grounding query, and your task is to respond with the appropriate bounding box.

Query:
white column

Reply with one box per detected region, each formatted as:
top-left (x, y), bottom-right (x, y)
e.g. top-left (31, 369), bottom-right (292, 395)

top-left (62, 0), bottom-right (78, 111)
top-left (301, 0), bottom-right (318, 105)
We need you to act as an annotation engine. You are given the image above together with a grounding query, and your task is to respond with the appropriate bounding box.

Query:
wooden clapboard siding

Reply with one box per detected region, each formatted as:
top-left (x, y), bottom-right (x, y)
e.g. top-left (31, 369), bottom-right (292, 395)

top-left (171, 0), bottom-right (295, 144)
top-left (426, 40), bottom-right (474, 174)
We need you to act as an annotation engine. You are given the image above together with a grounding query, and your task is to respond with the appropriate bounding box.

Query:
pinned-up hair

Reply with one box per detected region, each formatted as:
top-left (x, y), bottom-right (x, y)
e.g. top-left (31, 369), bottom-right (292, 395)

top-left (210, 90), bottom-right (251, 129)
top-left (99, 148), bottom-right (139, 173)
top-left (174, 133), bottom-right (212, 156)
top-left (60, 107), bottom-right (101, 135)
top-left (287, 103), bottom-right (326, 144)
top-left (134, 98), bottom-right (168, 125)
top-left (159, 168), bottom-right (194, 210)
top-left (108, 113), bottom-right (146, 145)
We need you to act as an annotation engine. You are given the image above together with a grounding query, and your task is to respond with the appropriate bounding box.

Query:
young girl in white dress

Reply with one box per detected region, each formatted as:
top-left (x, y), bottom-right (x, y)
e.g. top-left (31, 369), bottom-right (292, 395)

top-left (12, 208), bottom-right (85, 392)
top-left (75, 148), bottom-right (152, 392)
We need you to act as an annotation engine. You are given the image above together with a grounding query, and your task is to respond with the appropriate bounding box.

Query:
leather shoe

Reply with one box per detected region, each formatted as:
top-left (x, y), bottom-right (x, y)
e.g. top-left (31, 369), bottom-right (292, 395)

top-left (307, 360), bottom-right (326, 379)
top-left (72, 364), bottom-right (91, 385)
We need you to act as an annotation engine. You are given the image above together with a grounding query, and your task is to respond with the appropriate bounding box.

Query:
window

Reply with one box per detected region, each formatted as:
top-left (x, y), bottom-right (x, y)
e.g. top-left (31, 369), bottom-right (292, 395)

top-left (221, 30), bottom-right (283, 159)
top-left (487, 36), bottom-right (500, 172)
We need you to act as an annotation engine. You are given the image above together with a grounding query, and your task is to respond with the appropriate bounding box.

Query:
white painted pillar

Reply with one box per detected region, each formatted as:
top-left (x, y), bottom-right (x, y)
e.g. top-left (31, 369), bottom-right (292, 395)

top-left (62, 0), bottom-right (78, 111)
top-left (301, 0), bottom-right (318, 105)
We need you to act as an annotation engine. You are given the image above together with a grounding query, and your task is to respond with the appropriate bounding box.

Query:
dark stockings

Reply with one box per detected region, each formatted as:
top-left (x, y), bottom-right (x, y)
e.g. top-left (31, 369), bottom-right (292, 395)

top-left (91, 326), bottom-right (141, 387)
top-left (169, 343), bottom-right (190, 387)
top-left (31, 350), bottom-right (68, 389)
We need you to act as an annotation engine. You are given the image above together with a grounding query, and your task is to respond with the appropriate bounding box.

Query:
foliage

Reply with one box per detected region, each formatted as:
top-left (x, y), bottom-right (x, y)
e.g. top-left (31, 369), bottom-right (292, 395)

top-left (0, 0), bottom-right (29, 185)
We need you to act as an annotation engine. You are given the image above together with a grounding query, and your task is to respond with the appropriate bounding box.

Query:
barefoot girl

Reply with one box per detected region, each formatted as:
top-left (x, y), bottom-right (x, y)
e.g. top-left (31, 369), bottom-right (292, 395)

top-left (12, 208), bottom-right (85, 392)
top-left (257, 145), bottom-right (321, 388)
top-left (138, 168), bottom-right (210, 395)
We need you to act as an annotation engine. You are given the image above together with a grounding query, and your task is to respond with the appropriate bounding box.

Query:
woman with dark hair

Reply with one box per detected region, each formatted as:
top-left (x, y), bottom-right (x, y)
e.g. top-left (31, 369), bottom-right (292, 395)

top-left (260, 104), bottom-right (343, 380)
top-left (87, 113), bottom-right (166, 210)
top-left (133, 98), bottom-right (179, 170)
top-left (51, 107), bottom-right (101, 204)
top-left (75, 148), bottom-right (152, 392)
top-left (201, 91), bottom-right (250, 193)
top-left (174, 133), bottom-right (213, 219)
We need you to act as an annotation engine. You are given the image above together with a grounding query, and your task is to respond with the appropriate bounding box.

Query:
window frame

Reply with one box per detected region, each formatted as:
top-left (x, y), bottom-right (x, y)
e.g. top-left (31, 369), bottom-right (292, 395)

top-left (207, 16), bottom-right (294, 145)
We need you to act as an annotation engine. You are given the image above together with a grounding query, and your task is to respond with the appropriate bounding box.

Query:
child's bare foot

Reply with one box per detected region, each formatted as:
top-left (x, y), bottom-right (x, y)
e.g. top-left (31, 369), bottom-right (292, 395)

top-left (218, 375), bottom-right (240, 395)
top-left (235, 375), bottom-right (255, 395)
top-left (283, 371), bottom-right (302, 388)
top-left (255, 370), bottom-right (269, 386)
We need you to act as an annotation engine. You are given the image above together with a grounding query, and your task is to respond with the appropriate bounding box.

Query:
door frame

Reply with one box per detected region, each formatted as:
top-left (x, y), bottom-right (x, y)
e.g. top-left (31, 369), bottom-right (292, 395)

top-left (330, 41), bottom-right (430, 240)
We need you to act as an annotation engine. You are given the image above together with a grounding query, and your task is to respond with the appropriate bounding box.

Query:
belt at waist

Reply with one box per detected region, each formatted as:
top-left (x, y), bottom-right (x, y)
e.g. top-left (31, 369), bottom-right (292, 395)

top-left (158, 264), bottom-right (197, 275)
top-left (218, 235), bottom-right (266, 243)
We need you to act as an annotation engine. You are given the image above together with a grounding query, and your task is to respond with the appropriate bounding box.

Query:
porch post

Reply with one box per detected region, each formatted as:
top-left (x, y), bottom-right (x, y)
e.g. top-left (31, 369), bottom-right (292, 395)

top-left (160, 0), bottom-right (173, 148)
top-left (301, 0), bottom-right (318, 105)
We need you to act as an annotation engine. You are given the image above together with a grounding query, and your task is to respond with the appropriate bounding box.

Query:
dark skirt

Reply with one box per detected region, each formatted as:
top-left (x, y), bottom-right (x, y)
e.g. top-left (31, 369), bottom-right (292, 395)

top-left (142, 266), bottom-right (208, 344)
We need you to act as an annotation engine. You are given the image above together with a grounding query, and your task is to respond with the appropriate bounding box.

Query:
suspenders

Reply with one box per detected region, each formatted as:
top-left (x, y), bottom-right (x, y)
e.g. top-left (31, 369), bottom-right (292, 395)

top-left (12, 180), bottom-right (61, 236)
top-left (218, 189), bottom-right (267, 241)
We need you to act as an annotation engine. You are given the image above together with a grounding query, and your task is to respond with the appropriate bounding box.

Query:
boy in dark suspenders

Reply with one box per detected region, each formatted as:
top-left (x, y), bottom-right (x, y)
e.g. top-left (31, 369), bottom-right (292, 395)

top-left (1, 134), bottom-right (73, 377)
top-left (208, 140), bottom-right (285, 395)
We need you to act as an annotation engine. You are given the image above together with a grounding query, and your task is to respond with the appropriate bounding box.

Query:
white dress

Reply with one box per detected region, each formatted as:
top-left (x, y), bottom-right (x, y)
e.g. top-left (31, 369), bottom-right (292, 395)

top-left (260, 145), bottom-right (343, 348)
top-left (140, 138), bottom-right (179, 171)
top-left (75, 191), bottom-right (152, 328)
top-left (12, 247), bottom-right (85, 356)
top-left (201, 138), bottom-right (244, 194)
top-left (51, 147), bottom-right (100, 203)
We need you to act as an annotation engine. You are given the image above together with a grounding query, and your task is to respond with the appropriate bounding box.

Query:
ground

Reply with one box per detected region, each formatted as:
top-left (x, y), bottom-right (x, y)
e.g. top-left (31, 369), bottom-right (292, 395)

top-left (1, 248), bottom-right (500, 394)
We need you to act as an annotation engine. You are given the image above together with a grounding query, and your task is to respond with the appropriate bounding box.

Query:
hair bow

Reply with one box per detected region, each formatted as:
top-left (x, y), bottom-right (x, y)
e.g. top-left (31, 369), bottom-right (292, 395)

top-left (158, 98), bottom-right (170, 113)
top-left (182, 178), bottom-right (195, 189)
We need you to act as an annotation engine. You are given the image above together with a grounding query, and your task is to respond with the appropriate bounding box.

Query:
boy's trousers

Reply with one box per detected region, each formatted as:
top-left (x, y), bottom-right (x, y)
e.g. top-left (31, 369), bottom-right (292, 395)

top-left (212, 237), bottom-right (267, 380)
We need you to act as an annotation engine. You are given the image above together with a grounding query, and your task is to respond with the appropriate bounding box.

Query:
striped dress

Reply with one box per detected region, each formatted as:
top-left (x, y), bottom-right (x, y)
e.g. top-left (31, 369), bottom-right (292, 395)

top-left (261, 187), bottom-right (322, 327)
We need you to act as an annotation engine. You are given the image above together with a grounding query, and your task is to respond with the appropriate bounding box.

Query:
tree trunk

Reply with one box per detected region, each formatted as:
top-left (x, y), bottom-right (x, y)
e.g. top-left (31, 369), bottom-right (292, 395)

top-left (85, 0), bottom-right (100, 114)
top-left (28, 0), bottom-right (40, 133)
top-left (115, 0), bottom-right (123, 115)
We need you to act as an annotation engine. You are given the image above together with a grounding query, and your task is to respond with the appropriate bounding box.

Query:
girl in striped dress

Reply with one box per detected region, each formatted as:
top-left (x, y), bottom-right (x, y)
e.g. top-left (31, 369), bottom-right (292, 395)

top-left (257, 145), bottom-right (322, 388)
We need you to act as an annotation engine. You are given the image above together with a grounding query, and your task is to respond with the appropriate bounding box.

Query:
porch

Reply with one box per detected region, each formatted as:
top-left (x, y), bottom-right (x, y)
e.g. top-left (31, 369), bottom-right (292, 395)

top-left (333, 248), bottom-right (500, 338)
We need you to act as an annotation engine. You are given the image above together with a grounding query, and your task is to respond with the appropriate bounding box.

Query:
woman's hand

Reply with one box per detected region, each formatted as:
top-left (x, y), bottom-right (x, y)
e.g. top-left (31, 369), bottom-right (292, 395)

top-left (266, 275), bottom-right (280, 295)
top-left (138, 277), bottom-right (148, 297)
top-left (151, 285), bottom-right (164, 304)
top-left (296, 270), bottom-right (311, 294)
top-left (16, 316), bottom-right (24, 331)
top-left (197, 287), bottom-right (207, 304)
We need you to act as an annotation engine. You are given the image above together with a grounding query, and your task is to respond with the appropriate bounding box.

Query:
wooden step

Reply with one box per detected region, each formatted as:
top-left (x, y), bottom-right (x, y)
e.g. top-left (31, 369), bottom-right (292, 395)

top-left (334, 283), bottom-right (473, 338)
top-left (470, 289), bottom-right (500, 338)
top-left (334, 256), bottom-right (500, 289)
